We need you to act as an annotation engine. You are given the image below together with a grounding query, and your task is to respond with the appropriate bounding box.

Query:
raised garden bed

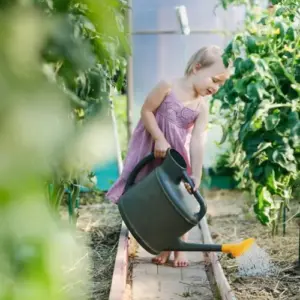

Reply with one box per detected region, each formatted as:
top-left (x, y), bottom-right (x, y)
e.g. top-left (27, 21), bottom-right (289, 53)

top-left (61, 193), bottom-right (122, 300)
top-left (207, 190), bottom-right (300, 300)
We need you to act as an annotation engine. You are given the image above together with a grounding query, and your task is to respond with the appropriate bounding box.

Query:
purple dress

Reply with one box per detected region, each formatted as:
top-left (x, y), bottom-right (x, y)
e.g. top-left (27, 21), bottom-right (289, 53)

top-left (106, 90), bottom-right (200, 204)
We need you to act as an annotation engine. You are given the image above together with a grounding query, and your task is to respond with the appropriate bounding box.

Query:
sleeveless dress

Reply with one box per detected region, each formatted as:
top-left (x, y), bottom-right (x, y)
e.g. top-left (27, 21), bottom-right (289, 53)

top-left (106, 90), bottom-right (200, 204)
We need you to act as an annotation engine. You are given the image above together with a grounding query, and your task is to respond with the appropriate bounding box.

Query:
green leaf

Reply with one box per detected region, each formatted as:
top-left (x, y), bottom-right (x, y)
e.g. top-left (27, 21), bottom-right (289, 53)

top-left (86, 67), bottom-right (105, 99)
top-left (265, 110), bottom-right (280, 131)
top-left (271, 148), bottom-right (297, 173)
top-left (254, 185), bottom-right (274, 225)
top-left (52, 0), bottom-right (71, 12)
top-left (235, 77), bottom-right (253, 95)
top-left (264, 164), bottom-right (277, 193)
top-left (250, 100), bottom-right (272, 132)
top-left (224, 41), bottom-right (233, 55)
top-left (218, 124), bottom-right (229, 145)
top-left (239, 121), bottom-right (251, 141)
top-left (286, 27), bottom-right (295, 41)
top-left (288, 111), bottom-right (299, 129)
top-left (234, 57), bottom-right (243, 77)
top-left (220, 0), bottom-right (228, 9)
top-left (244, 102), bottom-right (257, 120)
top-left (295, 65), bottom-right (300, 83)
top-left (245, 36), bottom-right (258, 54)
top-left (275, 7), bottom-right (286, 17)
top-left (213, 86), bottom-right (226, 101)
top-left (246, 82), bottom-right (262, 101)
top-left (241, 58), bottom-right (255, 73)
top-left (227, 90), bottom-right (239, 104)
top-left (264, 131), bottom-right (284, 144)
top-left (242, 132), bottom-right (264, 158)
top-left (271, 0), bottom-right (280, 5)
top-left (222, 54), bottom-right (230, 68)
top-left (258, 185), bottom-right (273, 207)
top-left (252, 166), bottom-right (264, 182)
top-left (252, 142), bottom-right (272, 158)
top-left (225, 78), bottom-right (234, 92)
top-left (290, 123), bottom-right (300, 148)
top-left (253, 203), bottom-right (270, 225)
top-left (274, 22), bottom-right (286, 39)
top-left (258, 16), bottom-right (268, 25)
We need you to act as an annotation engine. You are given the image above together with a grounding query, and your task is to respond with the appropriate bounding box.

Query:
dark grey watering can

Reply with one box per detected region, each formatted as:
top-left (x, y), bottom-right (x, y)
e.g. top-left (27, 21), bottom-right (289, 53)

top-left (118, 148), bottom-right (224, 255)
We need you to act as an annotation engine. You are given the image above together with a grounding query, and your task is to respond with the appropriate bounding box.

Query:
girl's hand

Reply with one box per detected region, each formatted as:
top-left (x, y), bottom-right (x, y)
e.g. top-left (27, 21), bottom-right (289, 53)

top-left (154, 137), bottom-right (170, 158)
top-left (184, 176), bottom-right (201, 194)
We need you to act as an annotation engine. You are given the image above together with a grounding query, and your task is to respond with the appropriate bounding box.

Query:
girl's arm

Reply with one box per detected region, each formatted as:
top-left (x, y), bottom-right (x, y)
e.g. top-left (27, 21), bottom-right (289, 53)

top-left (189, 102), bottom-right (209, 190)
top-left (141, 80), bottom-right (171, 157)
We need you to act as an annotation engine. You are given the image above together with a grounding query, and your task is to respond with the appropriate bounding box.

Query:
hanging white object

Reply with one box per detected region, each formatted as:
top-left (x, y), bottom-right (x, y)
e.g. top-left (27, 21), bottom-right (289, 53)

top-left (175, 5), bottom-right (190, 35)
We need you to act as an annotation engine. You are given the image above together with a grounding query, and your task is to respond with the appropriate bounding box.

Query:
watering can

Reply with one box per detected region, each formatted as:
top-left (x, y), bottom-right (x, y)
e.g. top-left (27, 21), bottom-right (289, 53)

top-left (118, 148), bottom-right (254, 257)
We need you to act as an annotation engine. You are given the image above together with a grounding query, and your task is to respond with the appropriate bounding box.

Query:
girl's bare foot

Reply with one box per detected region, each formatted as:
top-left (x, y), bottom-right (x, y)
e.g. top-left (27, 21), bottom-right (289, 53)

top-left (152, 251), bottom-right (171, 265)
top-left (173, 251), bottom-right (189, 267)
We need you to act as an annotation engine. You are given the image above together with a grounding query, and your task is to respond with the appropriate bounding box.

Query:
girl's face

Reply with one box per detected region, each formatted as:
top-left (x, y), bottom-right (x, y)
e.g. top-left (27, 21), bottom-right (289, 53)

top-left (191, 60), bottom-right (229, 97)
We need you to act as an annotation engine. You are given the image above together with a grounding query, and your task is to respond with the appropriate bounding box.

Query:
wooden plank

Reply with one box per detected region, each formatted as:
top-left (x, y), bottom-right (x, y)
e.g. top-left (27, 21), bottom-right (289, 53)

top-left (108, 221), bottom-right (129, 300)
top-left (133, 272), bottom-right (189, 300)
top-left (132, 273), bottom-right (160, 299)
top-left (133, 261), bottom-right (158, 276)
top-left (158, 279), bottom-right (191, 299)
top-left (157, 264), bottom-right (182, 277)
top-left (181, 263), bottom-right (207, 282)
top-left (199, 216), bottom-right (237, 300)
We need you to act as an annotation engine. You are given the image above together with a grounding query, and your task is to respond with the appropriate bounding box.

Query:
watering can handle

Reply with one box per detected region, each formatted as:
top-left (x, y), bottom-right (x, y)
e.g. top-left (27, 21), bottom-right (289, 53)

top-left (123, 152), bottom-right (207, 220)
top-left (123, 153), bottom-right (156, 193)
top-left (182, 170), bottom-right (207, 220)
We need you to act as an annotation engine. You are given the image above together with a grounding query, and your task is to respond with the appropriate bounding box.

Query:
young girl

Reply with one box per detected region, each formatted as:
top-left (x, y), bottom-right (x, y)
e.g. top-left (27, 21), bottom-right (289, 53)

top-left (106, 45), bottom-right (229, 267)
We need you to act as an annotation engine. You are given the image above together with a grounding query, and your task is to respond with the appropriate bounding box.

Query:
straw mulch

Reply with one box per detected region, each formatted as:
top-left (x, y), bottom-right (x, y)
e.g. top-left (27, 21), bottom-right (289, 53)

top-left (208, 194), bottom-right (300, 300)
top-left (75, 195), bottom-right (122, 300)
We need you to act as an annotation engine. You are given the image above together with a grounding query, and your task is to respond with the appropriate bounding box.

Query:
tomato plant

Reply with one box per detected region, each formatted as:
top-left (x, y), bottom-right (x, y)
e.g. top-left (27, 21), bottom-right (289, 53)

top-left (214, 0), bottom-right (300, 232)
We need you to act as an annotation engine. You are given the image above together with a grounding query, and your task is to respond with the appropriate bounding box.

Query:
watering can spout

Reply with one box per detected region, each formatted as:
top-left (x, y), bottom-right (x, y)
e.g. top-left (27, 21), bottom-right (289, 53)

top-left (221, 238), bottom-right (255, 257)
top-left (167, 238), bottom-right (255, 257)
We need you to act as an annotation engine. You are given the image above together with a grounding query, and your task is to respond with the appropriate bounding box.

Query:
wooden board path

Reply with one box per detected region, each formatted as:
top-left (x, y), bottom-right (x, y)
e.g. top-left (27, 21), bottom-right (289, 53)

top-left (108, 220), bottom-right (236, 300)
top-left (131, 226), bottom-right (213, 300)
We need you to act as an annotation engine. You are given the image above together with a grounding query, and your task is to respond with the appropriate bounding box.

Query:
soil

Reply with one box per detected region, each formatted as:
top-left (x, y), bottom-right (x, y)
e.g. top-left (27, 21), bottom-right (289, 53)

top-left (205, 189), bottom-right (300, 300)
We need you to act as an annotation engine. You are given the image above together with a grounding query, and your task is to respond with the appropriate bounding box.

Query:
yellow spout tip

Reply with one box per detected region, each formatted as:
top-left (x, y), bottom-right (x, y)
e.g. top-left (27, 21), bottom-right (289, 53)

top-left (222, 238), bottom-right (255, 257)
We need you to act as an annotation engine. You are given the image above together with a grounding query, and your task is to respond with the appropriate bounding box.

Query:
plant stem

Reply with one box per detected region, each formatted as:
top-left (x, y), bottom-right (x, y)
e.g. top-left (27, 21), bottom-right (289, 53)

top-left (49, 180), bottom-right (65, 211)
top-left (269, 104), bottom-right (292, 109)
top-left (275, 202), bottom-right (283, 236)
top-left (68, 180), bottom-right (80, 224)
top-left (272, 219), bottom-right (276, 236)
top-left (283, 204), bottom-right (287, 237)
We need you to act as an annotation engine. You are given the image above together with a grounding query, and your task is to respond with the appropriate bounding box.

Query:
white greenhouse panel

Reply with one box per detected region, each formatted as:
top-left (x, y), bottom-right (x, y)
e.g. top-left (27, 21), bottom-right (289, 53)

top-left (130, 0), bottom-right (247, 167)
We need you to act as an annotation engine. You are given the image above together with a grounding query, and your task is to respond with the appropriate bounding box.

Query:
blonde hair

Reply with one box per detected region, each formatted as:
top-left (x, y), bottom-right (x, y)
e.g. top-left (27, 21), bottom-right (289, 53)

top-left (184, 45), bottom-right (224, 76)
